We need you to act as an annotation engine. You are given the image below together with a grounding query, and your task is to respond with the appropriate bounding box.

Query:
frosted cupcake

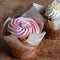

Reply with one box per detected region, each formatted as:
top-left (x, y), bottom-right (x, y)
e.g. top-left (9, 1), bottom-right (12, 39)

top-left (1, 16), bottom-right (45, 59)
top-left (44, 0), bottom-right (60, 40)
top-left (1, 3), bottom-right (46, 59)
top-left (45, 0), bottom-right (60, 30)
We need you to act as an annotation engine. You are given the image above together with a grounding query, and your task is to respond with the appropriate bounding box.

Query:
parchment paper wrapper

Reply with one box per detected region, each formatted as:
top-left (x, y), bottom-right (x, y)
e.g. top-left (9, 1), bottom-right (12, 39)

top-left (1, 3), bottom-right (46, 59)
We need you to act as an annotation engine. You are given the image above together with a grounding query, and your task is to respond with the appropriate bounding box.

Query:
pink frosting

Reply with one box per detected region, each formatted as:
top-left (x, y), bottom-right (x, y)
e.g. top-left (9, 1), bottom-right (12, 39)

top-left (7, 17), bottom-right (40, 39)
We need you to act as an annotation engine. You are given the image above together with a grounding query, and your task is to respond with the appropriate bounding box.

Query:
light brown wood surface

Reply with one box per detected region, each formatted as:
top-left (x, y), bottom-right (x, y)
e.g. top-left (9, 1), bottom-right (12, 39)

top-left (1, 0), bottom-right (60, 60)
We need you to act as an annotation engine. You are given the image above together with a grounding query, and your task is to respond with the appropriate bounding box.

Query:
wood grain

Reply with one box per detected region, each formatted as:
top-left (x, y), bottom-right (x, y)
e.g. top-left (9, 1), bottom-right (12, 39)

top-left (2, 0), bottom-right (60, 60)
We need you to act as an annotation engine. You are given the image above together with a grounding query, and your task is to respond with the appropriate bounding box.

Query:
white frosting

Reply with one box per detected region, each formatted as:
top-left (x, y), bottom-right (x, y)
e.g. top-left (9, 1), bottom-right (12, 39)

top-left (45, 0), bottom-right (60, 20)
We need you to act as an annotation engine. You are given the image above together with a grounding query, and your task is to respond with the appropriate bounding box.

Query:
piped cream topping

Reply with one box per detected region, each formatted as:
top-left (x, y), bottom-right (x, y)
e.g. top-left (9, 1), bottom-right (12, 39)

top-left (7, 17), bottom-right (40, 39)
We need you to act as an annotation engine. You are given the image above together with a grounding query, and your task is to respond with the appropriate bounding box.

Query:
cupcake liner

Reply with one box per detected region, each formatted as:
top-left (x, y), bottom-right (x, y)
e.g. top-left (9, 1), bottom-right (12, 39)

top-left (1, 3), bottom-right (46, 59)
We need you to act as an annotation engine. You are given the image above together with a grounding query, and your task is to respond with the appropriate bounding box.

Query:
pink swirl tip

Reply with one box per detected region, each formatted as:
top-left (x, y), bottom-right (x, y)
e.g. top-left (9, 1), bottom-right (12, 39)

top-left (7, 17), bottom-right (40, 39)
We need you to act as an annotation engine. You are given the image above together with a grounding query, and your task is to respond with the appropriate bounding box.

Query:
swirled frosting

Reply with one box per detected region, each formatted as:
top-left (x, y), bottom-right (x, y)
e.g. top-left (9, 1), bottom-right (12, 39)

top-left (45, 1), bottom-right (60, 20)
top-left (7, 17), bottom-right (40, 39)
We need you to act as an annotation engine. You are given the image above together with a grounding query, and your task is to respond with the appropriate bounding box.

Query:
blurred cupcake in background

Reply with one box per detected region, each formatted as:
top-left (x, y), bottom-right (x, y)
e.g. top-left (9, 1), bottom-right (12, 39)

top-left (44, 0), bottom-right (60, 40)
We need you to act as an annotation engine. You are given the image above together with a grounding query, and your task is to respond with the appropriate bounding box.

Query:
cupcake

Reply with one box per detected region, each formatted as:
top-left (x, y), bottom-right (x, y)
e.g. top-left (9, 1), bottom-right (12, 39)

top-left (1, 3), bottom-right (46, 59)
top-left (1, 17), bottom-right (45, 59)
top-left (45, 0), bottom-right (60, 30)
top-left (44, 0), bottom-right (60, 40)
